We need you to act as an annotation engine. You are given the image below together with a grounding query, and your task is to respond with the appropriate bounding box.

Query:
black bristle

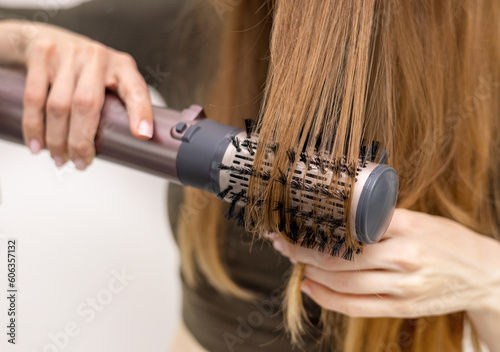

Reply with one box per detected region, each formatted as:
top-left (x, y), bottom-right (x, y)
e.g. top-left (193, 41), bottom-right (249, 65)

top-left (309, 155), bottom-right (319, 168)
top-left (245, 141), bottom-right (255, 156)
top-left (235, 207), bottom-right (245, 226)
top-left (285, 206), bottom-right (300, 218)
top-left (289, 220), bottom-right (300, 242)
top-left (301, 228), bottom-right (317, 249)
top-left (316, 230), bottom-right (328, 253)
top-left (318, 185), bottom-right (334, 198)
top-left (217, 186), bottom-right (233, 200)
top-left (220, 164), bottom-right (254, 176)
top-left (314, 134), bottom-right (322, 153)
top-left (225, 201), bottom-right (237, 220)
top-left (244, 166), bottom-right (255, 176)
top-left (244, 119), bottom-right (254, 138)
top-left (360, 145), bottom-right (368, 166)
top-left (379, 149), bottom-right (388, 164)
top-left (365, 145), bottom-right (372, 165)
top-left (311, 183), bottom-right (324, 195)
top-left (276, 169), bottom-right (288, 185)
top-left (286, 149), bottom-right (296, 163)
top-left (273, 201), bottom-right (285, 212)
top-left (340, 189), bottom-right (350, 201)
top-left (345, 163), bottom-right (356, 178)
top-left (278, 214), bottom-right (286, 232)
top-left (260, 170), bottom-right (271, 181)
top-left (233, 189), bottom-right (246, 201)
top-left (318, 158), bottom-right (327, 174)
top-left (225, 190), bottom-right (245, 220)
top-left (254, 199), bottom-right (265, 207)
top-left (231, 136), bottom-right (242, 152)
top-left (342, 247), bottom-right (354, 261)
top-left (268, 143), bottom-right (279, 154)
top-left (370, 141), bottom-right (380, 162)
top-left (299, 152), bottom-right (309, 164)
top-left (331, 237), bottom-right (345, 257)
top-left (290, 179), bottom-right (303, 191)
top-left (328, 159), bottom-right (338, 174)
top-left (325, 217), bottom-right (344, 229)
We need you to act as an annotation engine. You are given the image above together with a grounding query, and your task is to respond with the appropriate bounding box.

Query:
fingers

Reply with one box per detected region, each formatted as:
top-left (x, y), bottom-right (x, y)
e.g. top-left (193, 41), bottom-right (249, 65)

top-left (67, 48), bottom-right (106, 170)
top-left (300, 278), bottom-right (412, 318)
top-left (22, 44), bottom-right (50, 154)
top-left (45, 56), bottom-right (77, 166)
top-left (303, 265), bottom-right (405, 295)
top-left (110, 53), bottom-right (154, 139)
top-left (22, 36), bottom-right (152, 170)
top-left (269, 234), bottom-right (399, 271)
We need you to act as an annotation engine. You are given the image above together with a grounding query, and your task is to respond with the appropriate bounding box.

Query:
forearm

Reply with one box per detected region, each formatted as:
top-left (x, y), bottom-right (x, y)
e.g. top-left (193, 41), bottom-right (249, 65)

top-left (467, 238), bottom-right (500, 352)
top-left (0, 20), bottom-right (29, 66)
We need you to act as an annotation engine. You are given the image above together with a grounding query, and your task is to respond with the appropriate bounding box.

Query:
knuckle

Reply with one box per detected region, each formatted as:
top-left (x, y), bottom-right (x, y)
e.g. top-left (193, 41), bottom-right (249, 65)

top-left (393, 257), bottom-right (420, 272)
top-left (59, 42), bottom-right (77, 55)
top-left (46, 98), bottom-right (70, 117)
top-left (23, 88), bottom-right (45, 106)
top-left (72, 94), bottom-right (97, 113)
top-left (31, 40), bottom-right (54, 56)
top-left (401, 277), bottom-right (423, 296)
top-left (69, 139), bottom-right (93, 157)
top-left (117, 52), bottom-right (137, 67)
top-left (391, 244), bottom-right (422, 272)
top-left (86, 42), bottom-right (108, 58)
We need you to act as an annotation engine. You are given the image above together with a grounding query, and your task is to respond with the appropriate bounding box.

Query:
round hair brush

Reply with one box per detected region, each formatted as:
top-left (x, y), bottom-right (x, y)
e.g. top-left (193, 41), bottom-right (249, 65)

top-left (0, 68), bottom-right (398, 251)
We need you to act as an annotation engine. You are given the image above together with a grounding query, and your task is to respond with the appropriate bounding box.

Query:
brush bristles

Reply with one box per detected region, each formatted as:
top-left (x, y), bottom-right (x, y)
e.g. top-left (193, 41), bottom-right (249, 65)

top-left (219, 133), bottom-right (388, 259)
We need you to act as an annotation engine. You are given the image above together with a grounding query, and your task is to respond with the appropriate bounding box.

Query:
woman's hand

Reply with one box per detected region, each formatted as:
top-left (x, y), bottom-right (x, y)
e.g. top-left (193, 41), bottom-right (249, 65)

top-left (266, 209), bottom-right (500, 318)
top-left (13, 21), bottom-right (154, 169)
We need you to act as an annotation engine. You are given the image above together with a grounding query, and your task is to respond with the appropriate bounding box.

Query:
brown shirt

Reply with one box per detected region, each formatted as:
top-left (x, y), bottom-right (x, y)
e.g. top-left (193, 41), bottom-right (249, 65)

top-left (167, 183), bottom-right (324, 352)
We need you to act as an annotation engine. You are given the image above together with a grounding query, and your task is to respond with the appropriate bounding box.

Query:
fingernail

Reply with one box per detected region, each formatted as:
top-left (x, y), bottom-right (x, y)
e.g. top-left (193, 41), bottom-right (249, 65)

top-left (138, 120), bottom-right (153, 138)
top-left (273, 240), bottom-right (285, 252)
top-left (53, 156), bottom-right (65, 167)
top-left (73, 158), bottom-right (87, 170)
top-left (29, 139), bottom-right (41, 154)
top-left (301, 283), bottom-right (312, 296)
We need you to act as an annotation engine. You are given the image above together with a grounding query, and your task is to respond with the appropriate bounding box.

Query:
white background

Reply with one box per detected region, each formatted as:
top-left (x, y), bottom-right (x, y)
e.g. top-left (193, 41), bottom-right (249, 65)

top-left (0, 5), bottom-right (181, 344)
top-left (0, 139), bottom-right (181, 352)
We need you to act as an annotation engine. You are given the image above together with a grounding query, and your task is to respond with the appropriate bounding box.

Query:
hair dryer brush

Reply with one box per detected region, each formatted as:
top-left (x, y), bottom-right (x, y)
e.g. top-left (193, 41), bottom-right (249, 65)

top-left (0, 67), bottom-right (398, 251)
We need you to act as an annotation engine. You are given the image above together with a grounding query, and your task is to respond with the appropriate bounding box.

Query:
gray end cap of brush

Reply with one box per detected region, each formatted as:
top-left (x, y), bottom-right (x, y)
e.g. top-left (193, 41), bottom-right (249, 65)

top-left (176, 119), bottom-right (242, 195)
top-left (355, 164), bottom-right (399, 244)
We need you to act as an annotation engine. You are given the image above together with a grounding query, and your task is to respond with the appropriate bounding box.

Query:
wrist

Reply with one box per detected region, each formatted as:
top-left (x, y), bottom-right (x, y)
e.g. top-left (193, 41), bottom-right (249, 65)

top-left (0, 19), bottom-right (37, 66)
top-left (467, 237), bottom-right (500, 315)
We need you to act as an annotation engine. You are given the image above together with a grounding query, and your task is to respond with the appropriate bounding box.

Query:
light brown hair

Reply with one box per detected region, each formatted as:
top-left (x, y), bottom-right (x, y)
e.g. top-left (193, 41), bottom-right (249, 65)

top-left (178, 0), bottom-right (500, 351)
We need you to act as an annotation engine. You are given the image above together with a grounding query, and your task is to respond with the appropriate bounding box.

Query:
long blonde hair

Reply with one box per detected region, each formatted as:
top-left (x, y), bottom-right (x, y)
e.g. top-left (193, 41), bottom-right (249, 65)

top-left (178, 0), bottom-right (500, 351)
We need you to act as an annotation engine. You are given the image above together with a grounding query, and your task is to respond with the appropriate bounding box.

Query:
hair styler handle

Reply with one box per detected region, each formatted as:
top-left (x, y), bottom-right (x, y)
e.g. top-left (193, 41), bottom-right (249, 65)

top-left (0, 67), bottom-right (214, 184)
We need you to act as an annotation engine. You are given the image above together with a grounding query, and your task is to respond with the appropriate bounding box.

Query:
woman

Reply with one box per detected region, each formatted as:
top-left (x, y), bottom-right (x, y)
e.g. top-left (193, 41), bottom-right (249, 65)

top-left (0, 1), bottom-right (499, 351)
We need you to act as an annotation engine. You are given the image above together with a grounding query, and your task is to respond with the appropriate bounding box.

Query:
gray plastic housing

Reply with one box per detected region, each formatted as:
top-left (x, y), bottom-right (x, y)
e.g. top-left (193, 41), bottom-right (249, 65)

top-left (355, 164), bottom-right (399, 244)
top-left (176, 120), bottom-right (242, 194)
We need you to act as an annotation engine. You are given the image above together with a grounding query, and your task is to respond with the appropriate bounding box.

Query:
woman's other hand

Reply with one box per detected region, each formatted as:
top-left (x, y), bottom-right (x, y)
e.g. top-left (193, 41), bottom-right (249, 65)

top-left (15, 21), bottom-right (154, 169)
top-left (266, 209), bottom-right (500, 318)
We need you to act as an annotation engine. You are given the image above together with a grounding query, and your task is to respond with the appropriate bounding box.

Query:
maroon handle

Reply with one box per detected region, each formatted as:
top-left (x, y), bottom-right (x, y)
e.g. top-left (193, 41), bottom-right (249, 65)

top-left (0, 67), bottom-right (205, 183)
